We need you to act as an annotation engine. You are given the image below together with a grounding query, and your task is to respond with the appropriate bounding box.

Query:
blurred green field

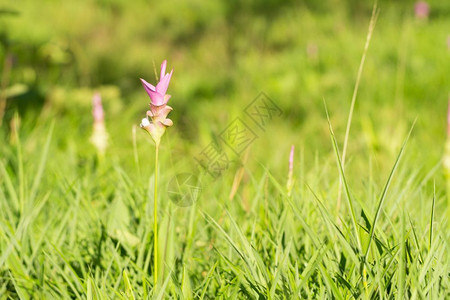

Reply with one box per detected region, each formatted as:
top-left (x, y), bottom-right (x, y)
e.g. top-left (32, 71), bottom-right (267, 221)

top-left (0, 0), bottom-right (449, 298)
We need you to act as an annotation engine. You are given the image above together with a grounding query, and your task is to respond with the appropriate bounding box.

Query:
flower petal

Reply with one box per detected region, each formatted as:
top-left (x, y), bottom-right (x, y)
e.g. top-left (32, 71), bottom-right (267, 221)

top-left (156, 70), bottom-right (173, 95)
top-left (161, 118), bottom-right (173, 127)
top-left (149, 104), bottom-right (173, 121)
top-left (148, 90), bottom-right (165, 105)
top-left (141, 78), bottom-right (166, 105)
top-left (140, 78), bottom-right (156, 93)
top-left (163, 94), bottom-right (171, 104)
top-left (92, 92), bottom-right (104, 122)
top-left (160, 60), bottom-right (167, 81)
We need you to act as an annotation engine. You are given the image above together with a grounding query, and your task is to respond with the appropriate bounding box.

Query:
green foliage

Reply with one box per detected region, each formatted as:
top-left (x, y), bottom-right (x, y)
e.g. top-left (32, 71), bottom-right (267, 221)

top-left (0, 0), bottom-right (449, 298)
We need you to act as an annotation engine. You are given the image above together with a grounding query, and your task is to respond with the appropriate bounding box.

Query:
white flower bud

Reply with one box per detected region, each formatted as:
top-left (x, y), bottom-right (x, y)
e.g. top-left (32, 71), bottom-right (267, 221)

top-left (140, 118), bottom-right (151, 128)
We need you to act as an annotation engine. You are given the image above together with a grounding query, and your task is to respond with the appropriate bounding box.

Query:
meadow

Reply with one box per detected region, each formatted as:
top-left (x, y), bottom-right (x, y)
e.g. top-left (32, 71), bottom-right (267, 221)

top-left (0, 0), bottom-right (449, 298)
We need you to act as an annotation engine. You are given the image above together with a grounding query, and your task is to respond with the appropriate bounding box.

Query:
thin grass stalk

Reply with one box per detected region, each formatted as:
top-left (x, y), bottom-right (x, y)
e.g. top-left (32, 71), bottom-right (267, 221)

top-left (337, 3), bottom-right (379, 217)
top-left (154, 145), bottom-right (159, 286)
top-left (0, 53), bottom-right (13, 127)
top-left (325, 105), bottom-right (362, 252)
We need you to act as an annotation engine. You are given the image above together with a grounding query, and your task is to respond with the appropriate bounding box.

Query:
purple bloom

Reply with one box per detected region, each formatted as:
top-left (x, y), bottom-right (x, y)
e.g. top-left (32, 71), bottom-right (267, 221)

top-left (140, 60), bottom-right (174, 146)
top-left (90, 93), bottom-right (108, 155)
top-left (92, 92), bottom-right (104, 122)
top-left (140, 60), bottom-right (173, 106)
top-left (415, 1), bottom-right (429, 20)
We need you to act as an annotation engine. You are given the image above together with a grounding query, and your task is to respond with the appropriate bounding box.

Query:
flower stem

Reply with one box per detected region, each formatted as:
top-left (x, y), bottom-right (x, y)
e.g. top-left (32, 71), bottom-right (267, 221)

top-left (153, 145), bottom-right (159, 286)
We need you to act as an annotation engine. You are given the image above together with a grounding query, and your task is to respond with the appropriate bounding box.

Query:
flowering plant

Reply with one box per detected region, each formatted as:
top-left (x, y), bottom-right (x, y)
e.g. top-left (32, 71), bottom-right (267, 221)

top-left (139, 60), bottom-right (174, 286)
top-left (140, 60), bottom-right (174, 147)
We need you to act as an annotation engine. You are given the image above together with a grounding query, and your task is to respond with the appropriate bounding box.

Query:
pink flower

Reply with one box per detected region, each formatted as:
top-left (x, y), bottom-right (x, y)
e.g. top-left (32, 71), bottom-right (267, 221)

top-left (90, 93), bottom-right (108, 155)
top-left (140, 60), bottom-right (173, 106)
top-left (140, 60), bottom-right (174, 146)
top-left (414, 1), bottom-right (429, 20)
top-left (92, 92), bottom-right (104, 122)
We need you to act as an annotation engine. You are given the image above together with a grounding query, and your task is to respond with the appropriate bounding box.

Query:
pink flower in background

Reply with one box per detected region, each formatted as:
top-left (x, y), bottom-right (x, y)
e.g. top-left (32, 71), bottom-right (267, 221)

top-left (90, 92), bottom-right (108, 155)
top-left (92, 92), bottom-right (104, 122)
top-left (414, 1), bottom-right (429, 20)
top-left (140, 60), bottom-right (174, 146)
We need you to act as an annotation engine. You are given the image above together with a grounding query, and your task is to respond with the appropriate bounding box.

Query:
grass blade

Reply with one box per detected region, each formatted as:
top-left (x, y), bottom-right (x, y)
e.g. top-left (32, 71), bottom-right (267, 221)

top-left (364, 121), bottom-right (415, 261)
top-left (325, 104), bottom-right (362, 252)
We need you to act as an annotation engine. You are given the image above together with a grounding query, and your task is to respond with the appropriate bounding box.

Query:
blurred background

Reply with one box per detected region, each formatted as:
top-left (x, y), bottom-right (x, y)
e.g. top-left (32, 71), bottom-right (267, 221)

top-left (0, 0), bottom-right (449, 185)
top-left (1, 2), bottom-right (449, 297)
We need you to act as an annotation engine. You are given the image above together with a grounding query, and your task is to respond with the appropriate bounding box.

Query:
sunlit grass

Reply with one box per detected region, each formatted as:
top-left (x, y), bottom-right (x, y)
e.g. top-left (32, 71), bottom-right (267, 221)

top-left (0, 0), bottom-right (449, 299)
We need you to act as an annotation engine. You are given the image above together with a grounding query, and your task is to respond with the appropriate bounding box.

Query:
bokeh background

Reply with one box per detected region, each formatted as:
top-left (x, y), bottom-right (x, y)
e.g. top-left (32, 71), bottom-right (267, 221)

top-left (1, 0), bottom-right (449, 165)
top-left (0, 0), bottom-right (449, 297)
top-left (0, 0), bottom-right (449, 201)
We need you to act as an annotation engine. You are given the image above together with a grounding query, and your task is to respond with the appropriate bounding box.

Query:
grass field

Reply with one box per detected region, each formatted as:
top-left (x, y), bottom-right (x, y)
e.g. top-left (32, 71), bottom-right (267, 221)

top-left (0, 0), bottom-right (449, 298)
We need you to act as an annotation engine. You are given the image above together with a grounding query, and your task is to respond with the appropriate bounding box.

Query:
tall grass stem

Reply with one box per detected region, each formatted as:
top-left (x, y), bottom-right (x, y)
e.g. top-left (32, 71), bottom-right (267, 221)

top-left (154, 145), bottom-right (159, 286)
top-left (337, 3), bottom-right (378, 217)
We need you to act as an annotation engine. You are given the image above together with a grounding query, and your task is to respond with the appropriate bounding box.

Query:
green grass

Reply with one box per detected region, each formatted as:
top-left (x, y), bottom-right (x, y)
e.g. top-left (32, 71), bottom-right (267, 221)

top-left (1, 0), bottom-right (449, 299)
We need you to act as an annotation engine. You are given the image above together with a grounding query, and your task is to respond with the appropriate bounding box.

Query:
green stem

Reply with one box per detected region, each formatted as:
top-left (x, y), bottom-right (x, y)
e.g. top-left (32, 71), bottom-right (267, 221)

top-left (0, 53), bottom-right (13, 127)
top-left (154, 145), bottom-right (159, 286)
